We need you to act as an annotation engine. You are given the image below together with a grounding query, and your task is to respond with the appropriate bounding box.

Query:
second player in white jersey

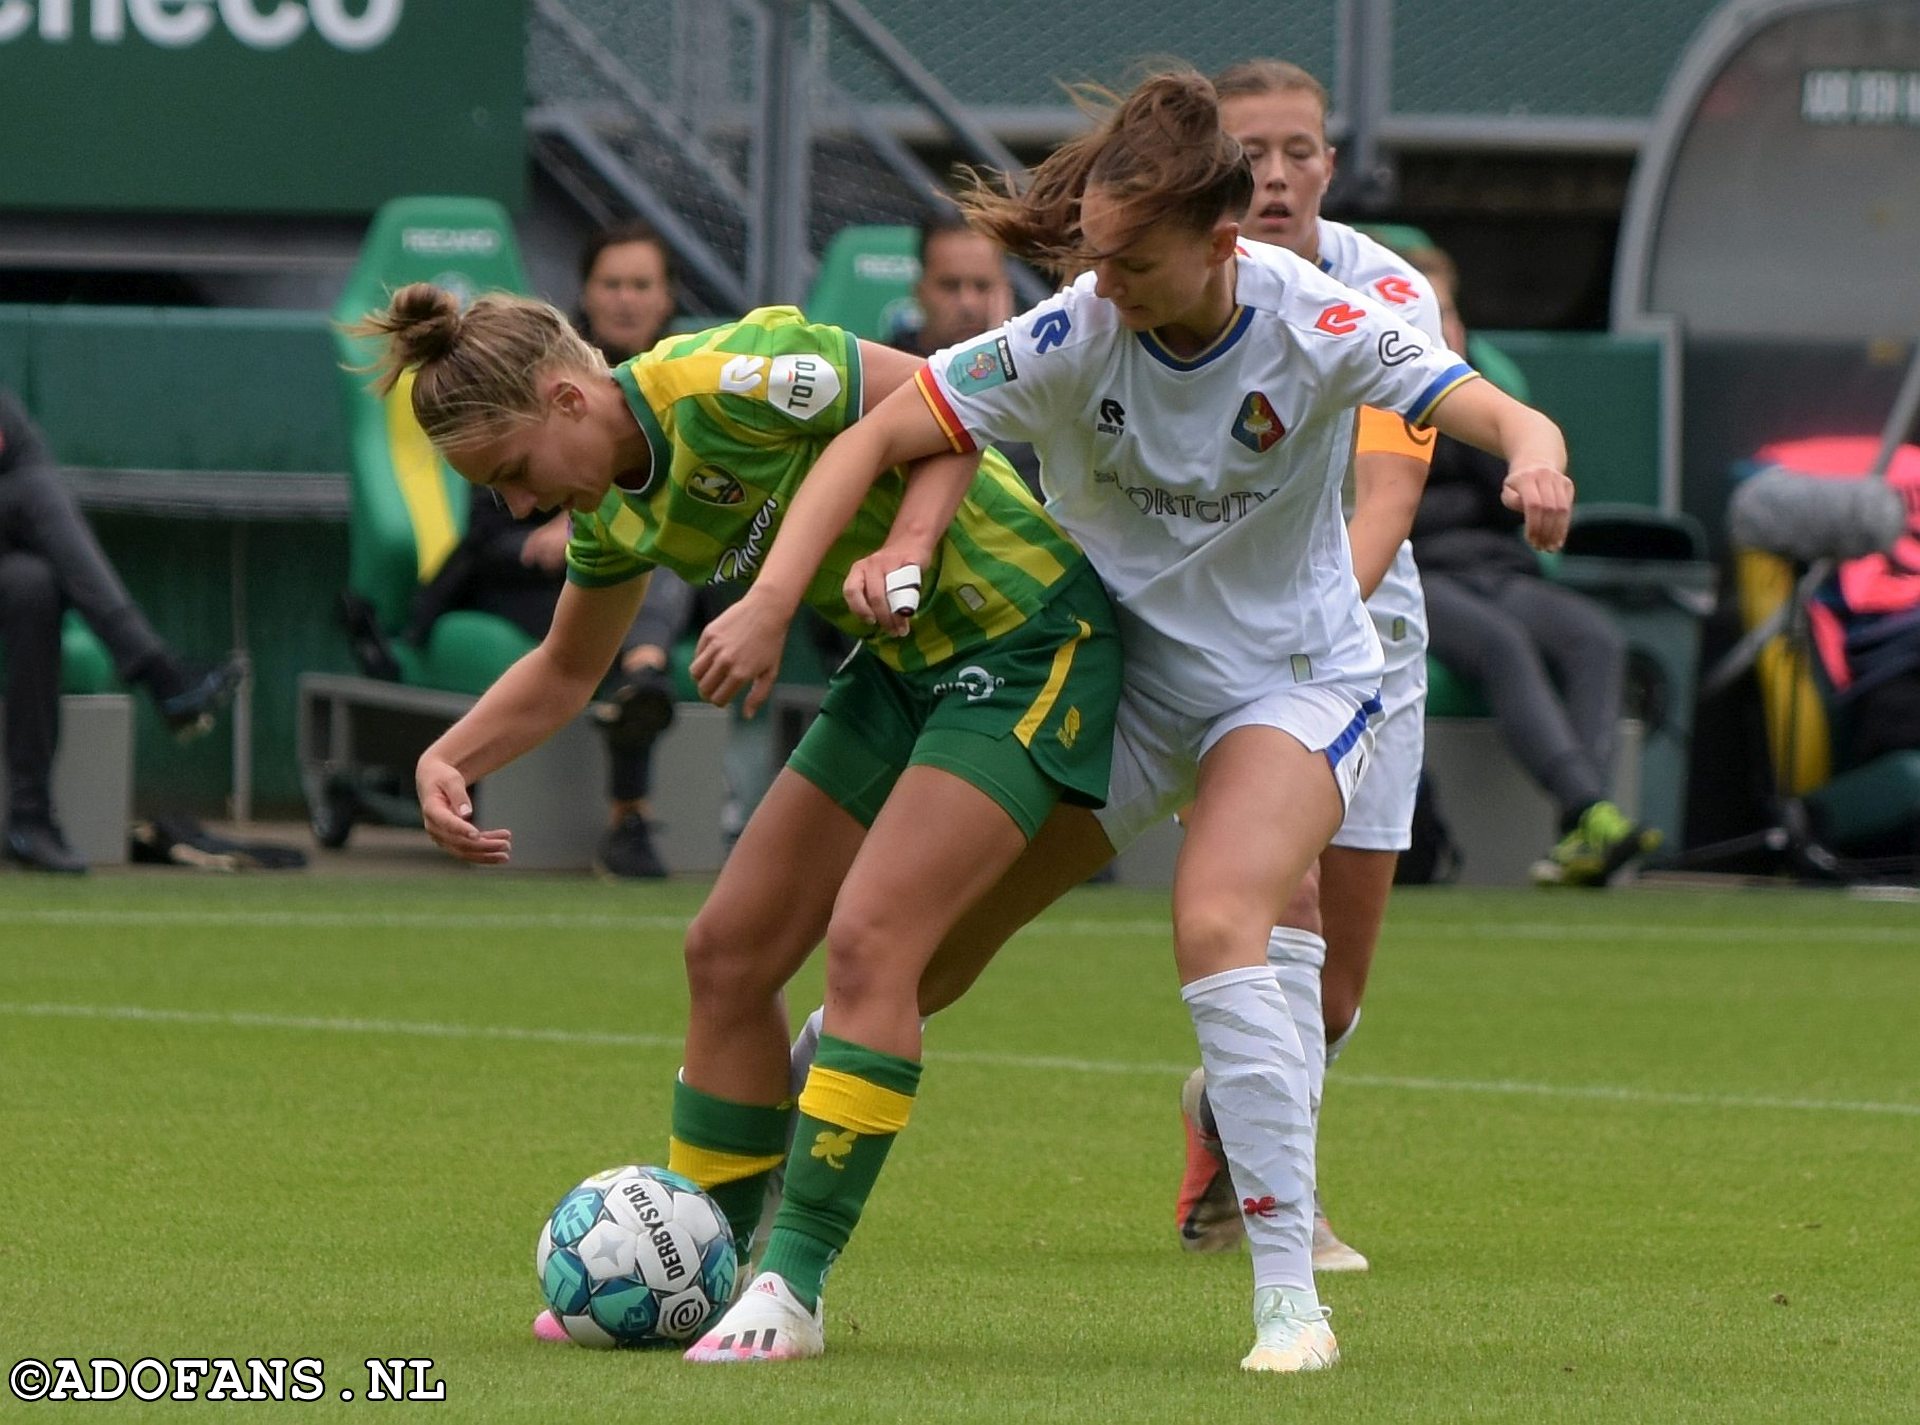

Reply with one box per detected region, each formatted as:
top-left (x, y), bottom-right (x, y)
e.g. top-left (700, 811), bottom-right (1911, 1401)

top-left (1313, 216), bottom-right (1445, 850)
top-left (918, 238), bottom-right (1473, 723)
top-left (720, 68), bottom-right (1574, 1374)
top-left (1316, 218), bottom-right (1440, 687)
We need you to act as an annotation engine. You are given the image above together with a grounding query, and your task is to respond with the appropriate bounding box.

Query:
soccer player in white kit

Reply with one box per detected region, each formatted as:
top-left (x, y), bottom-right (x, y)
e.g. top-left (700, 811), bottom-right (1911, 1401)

top-left (699, 69), bottom-right (1573, 1372)
top-left (1174, 57), bottom-right (1454, 1272)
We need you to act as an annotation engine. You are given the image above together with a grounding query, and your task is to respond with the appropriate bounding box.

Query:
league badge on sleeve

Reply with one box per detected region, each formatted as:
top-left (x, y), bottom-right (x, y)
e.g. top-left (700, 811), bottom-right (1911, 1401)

top-left (947, 336), bottom-right (1019, 395)
top-left (1230, 392), bottom-right (1287, 453)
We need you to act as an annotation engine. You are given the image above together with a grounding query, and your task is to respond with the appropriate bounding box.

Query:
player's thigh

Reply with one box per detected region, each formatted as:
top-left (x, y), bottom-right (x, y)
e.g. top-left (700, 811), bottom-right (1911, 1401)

top-left (686, 766), bottom-right (865, 992)
top-left (831, 756), bottom-right (1035, 963)
top-left (1178, 727), bottom-right (1345, 945)
top-left (918, 802), bottom-right (1118, 1014)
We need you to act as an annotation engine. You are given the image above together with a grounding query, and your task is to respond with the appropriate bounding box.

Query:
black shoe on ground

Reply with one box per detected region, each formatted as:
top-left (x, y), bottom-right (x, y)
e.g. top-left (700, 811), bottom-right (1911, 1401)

top-left (5, 820), bottom-right (88, 874)
top-left (596, 813), bottom-right (668, 880)
top-left (594, 664), bottom-right (677, 752)
top-left (153, 657), bottom-right (245, 742)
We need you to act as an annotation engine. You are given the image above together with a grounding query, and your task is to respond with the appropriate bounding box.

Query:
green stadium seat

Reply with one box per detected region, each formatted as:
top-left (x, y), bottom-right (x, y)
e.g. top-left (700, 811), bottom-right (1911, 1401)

top-left (330, 194), bottom-right (537, 695)
top-left (804, 225), bottom-right (920, 341)
top-left (1467, 335), bottom-right (1532, 403)
top-left (58, 615), bottom-right (115, 695)
top-left (30, 307), bottom-right (343, 474)
top-left (1352, 222), bottom-right (1436, 256)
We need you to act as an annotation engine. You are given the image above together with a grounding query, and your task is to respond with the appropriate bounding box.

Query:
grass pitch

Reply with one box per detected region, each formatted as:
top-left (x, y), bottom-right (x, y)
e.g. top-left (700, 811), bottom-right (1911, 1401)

top-left (2, 873), bottom-right (1916, 1421)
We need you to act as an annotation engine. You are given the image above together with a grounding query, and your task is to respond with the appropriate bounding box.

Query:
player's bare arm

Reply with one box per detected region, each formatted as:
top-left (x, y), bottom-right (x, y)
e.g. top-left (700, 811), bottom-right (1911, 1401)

top-left (416, 575), bottom-right (647, 861)
top-left (691, 364), bottom-right (969, 711)
top-left (1426, 379), bottom-right (1572, 551)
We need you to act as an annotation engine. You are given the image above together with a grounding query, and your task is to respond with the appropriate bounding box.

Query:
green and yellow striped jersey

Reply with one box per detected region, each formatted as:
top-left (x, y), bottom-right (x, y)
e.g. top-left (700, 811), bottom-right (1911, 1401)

top-left (565, 306), bottom-right (1087, 672)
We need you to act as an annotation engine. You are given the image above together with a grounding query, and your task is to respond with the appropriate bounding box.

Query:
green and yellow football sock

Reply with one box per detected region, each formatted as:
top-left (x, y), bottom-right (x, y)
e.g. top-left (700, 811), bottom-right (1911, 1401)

top-left (667, 1075), bottom-right (793, 1259)
top-left (759, 1034), bottom-right (921, 1311)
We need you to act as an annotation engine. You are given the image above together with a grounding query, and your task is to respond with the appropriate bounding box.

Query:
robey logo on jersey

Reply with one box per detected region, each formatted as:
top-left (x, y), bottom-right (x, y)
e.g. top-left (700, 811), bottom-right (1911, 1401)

top-left (1373, 276), bottom-right (1419, 306)
top-left (1376, 330), bottom-right (1425, 367)
top-left (1313, 302), bottom-right (1368, 336)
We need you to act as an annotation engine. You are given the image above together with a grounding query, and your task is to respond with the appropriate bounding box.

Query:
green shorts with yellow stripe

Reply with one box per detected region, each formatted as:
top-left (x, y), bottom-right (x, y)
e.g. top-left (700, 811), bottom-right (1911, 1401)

top-left (788, 561), bottom-right (1119, 840)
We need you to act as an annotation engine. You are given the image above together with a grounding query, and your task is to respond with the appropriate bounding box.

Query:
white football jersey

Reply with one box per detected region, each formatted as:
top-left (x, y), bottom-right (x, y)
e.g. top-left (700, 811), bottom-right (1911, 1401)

top-left (916, 239), bottom-right (1475, 720)
top-left (1314, 219), bottom-right (1445, 679)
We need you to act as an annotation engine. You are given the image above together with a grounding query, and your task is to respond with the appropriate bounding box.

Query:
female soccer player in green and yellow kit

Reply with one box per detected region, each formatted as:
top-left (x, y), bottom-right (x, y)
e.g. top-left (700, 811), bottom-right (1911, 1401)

top-left (352, 287), bottom-right (1121, 1361)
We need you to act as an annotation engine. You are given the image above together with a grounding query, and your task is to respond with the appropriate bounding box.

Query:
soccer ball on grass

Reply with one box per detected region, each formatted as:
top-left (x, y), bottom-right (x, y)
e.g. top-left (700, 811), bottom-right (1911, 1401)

top-left (535, 1165), bottom-right (737, 1347)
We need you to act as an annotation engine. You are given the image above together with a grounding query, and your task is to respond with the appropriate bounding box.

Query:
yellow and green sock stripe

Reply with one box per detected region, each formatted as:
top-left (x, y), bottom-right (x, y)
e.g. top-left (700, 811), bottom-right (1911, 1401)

top-left (760, 1034), bottom-right (922, 1309)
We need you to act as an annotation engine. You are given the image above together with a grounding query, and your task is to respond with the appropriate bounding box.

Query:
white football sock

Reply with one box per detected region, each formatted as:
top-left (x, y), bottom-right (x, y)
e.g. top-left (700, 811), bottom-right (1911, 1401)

top-left (1266, 927), bottom-right (1328, 1128)
top-left (1326, 1006), bottom-right (1362, 1067)
top-left (1182, 965), bottom-right (1317, 1301)
top-left (788, 1006), bottom-right (825, 1102)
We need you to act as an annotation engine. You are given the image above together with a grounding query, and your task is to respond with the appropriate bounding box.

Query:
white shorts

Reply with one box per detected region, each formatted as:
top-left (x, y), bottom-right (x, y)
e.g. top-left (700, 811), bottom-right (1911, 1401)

top-left (1331, 651), bottom-right (1426, 853)
top-left (1096, 679), bottom-right (1381, 854)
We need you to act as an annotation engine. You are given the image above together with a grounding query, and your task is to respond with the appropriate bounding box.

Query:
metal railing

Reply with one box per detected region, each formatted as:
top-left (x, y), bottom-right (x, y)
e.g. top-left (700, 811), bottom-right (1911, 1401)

top-left (528, 0), bottom-right (1720, 304)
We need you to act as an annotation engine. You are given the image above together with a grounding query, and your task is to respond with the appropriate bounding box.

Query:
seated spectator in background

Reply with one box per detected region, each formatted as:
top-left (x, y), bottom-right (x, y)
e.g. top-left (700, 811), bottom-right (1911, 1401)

top-left (1400, 246), bottom-right (1660, 887)
top-left (1, 386), bottom-right (239, 873)
top-left (890, 216), bottom-right (1042, 497)
top-left (889, 215), bottom-right (1016, 358)
top-left (408, 223), bottom-right (690, 879)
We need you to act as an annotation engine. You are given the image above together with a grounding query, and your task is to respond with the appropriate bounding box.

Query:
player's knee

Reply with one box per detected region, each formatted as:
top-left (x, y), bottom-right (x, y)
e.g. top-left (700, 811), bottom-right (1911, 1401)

top-left (1171, 900), bottom-right (1261, 980)
top-left (683, 907), bottom-right (781, 1008)
top-left (822, 897), bottom-right (918, 1011)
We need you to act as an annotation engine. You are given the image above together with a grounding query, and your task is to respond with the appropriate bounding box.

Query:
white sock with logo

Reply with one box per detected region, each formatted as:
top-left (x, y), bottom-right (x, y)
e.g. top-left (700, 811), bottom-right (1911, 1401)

top-left (1182, 964), bottom-right (1317, 1300)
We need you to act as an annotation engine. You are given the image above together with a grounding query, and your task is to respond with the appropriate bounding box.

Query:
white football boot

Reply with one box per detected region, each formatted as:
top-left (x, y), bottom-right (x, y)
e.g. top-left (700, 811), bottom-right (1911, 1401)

top-left (683, 1271), bottom-right (825, 1363)
top-left (1240, 1286), bottom-right (1339, 1373)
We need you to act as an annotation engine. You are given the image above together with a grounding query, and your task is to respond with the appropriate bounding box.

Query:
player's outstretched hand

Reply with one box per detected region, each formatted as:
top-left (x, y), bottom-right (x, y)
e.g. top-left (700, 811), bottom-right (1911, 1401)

top-left (844, 548), bottom-right (924, 640)
top-left (691, 591), bottom-right (788, 718)
top-left (416, 754), bottom-right (512, 864)
top-left (1501, 463), bottom-right (1575, 552)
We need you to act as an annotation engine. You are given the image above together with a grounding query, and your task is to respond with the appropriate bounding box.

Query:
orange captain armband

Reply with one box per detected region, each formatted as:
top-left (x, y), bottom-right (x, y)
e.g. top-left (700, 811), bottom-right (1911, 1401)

top-left (1356, 405), bottom-right (1438, 465)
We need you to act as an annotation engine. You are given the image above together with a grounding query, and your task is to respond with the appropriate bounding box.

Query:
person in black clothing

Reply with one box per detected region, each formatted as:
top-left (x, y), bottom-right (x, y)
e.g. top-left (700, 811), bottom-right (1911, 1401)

top-left (1401, 245), bottom-right (1658, 887)
top-left (1, 386), bottom-right (239, 873)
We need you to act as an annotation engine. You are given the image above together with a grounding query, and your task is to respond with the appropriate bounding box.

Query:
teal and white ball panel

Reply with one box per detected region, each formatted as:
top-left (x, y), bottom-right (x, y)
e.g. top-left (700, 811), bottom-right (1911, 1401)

top-left (577, 1218), bottom-right (639, 1283)
top-left (559, 1312), bottom-right (618, 1349)
top-left (534, 1164), bottom-right (737, 1349)
top-left (586, 1278), bottom-right (661, 1340)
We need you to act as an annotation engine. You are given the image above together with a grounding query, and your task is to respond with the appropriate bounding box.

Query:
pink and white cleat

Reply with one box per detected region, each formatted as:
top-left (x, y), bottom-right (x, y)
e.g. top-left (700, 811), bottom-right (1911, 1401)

top-left (531, 1310), bottom-right (570, 1343)
top-left (683, 1271), bottom-right (825, 1363)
